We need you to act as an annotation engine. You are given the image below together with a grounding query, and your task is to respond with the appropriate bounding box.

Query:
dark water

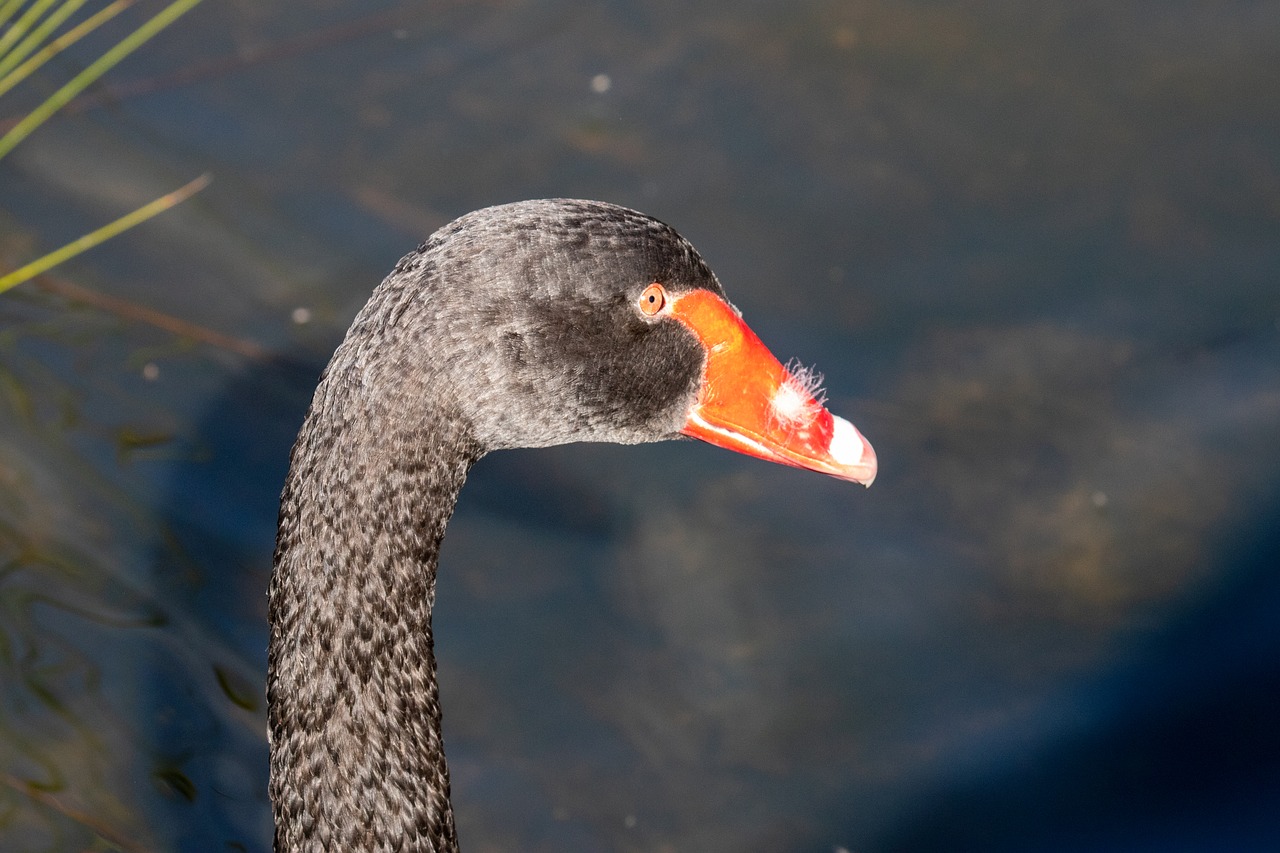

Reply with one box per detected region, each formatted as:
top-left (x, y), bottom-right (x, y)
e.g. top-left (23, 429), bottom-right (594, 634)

top-left (2, 1), bottom-right (1278, 850)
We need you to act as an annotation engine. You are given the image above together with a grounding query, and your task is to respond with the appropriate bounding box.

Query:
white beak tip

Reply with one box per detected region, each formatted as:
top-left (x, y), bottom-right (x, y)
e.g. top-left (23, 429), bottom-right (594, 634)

top-left (829, 414), bottom-right (878, 487)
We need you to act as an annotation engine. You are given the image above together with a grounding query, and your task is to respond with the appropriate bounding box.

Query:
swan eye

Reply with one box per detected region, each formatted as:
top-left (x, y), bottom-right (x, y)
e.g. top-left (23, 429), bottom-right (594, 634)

top-left (638, 283), bottom-right (667, 317)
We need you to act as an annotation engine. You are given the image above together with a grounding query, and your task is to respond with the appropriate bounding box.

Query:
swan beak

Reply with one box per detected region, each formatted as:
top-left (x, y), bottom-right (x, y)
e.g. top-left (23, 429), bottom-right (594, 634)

top-left (669, 289), bottom-right (877, 486)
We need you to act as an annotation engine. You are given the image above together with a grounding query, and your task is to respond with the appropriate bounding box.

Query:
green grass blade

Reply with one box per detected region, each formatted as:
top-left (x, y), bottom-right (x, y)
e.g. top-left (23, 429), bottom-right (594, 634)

top-left (0, 0), bottom-right (206, 161)
top-left (0, 0), bottom-right (59, 62)
top-left (0, 0), bottom-right (91, 79)
top-left (0, 0), bottom-right (29, 32)
top-left (0, 0), bottom-right (132, 98)
top-left (0, 174), bottom-right (210, 294)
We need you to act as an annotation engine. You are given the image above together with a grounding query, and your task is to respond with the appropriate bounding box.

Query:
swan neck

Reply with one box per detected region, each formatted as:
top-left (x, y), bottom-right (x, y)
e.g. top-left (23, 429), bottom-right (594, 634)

top-left (269, 390), bottom-right (477, 853)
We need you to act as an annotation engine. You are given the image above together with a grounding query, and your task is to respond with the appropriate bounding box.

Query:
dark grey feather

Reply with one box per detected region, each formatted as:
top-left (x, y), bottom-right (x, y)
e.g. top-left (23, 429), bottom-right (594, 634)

top-left (270, 200), bottom-right (722, 852)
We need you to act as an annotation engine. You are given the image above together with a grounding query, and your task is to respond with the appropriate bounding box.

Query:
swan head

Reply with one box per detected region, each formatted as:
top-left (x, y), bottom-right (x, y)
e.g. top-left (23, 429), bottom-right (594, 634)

top-left (348, 199), bottom-right (876, 486)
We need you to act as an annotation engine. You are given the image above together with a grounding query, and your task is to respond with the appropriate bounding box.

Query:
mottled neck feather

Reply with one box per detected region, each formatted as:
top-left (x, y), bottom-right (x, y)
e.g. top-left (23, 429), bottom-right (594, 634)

top-left (269, 363), bottom-right (480, 853)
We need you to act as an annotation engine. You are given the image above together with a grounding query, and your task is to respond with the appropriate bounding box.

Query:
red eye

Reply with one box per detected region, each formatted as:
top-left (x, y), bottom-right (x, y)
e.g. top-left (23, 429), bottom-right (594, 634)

top-left (639, 283), bottom-right (667, 316)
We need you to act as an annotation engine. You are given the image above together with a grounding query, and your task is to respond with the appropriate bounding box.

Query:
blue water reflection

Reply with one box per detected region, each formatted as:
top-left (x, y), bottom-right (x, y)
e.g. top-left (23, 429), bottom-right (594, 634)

top-left (1, 1), bottom-right (1277, 850)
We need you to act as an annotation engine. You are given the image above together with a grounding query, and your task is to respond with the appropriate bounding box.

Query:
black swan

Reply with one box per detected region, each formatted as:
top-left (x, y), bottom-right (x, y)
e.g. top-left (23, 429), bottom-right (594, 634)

top-left (269, 199), bottom-right (877, 852)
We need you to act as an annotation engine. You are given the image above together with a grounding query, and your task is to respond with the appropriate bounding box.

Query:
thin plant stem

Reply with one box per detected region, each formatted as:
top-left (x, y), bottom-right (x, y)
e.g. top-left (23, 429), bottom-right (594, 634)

top-left (0, 0), bottom-right (206, 161)
top-left (0, 0), bottom-right (133, 98)
top-left (0, 174), bottom-right (210, 294)
top-left (0, 0), bottom-right (29, 30)
top-left (0, 0), bottom-right (91, 79)
top-left (0, 0), bottom-right (60, 61)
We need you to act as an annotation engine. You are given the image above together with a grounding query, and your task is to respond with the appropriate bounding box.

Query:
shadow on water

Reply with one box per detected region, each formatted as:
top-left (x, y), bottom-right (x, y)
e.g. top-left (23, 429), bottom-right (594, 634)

top-left (139, 351), bottom-right (317, 851)
top-left (862, 492), bottom-right (1280, 853)
top-left (140, 335), bottom-right (630, 851)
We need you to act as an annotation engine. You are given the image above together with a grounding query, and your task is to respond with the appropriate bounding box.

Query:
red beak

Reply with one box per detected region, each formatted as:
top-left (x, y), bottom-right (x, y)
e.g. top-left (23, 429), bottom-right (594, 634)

top-left (669, 289), bottom-right (877, 486)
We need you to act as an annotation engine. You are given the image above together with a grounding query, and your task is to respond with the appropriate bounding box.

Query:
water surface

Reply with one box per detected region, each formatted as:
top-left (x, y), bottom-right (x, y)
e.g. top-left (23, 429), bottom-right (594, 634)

top-left (1, 1), bottom-right (1278, 850)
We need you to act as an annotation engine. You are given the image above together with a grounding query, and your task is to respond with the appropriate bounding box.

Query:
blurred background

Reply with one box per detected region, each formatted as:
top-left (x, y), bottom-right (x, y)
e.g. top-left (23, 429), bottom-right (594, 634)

top-left (2, 1), bottom-right (1278, 850)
